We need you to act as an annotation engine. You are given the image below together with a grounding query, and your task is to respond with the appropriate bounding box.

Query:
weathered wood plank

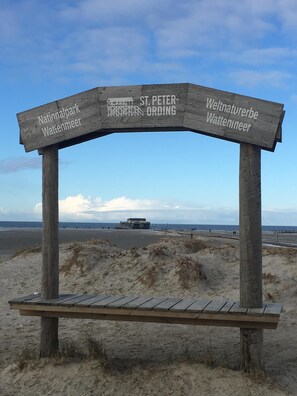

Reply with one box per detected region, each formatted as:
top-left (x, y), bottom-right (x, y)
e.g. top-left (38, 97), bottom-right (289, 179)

top-left (9, 295), bottom-right (282, 331)
top-left (122, 296), bottom-right (153, 309)
top-left (184, 84), bottom-right (284, 151)
top-left (140, 84), bottom-right (186, 129)
top-left (203, 300), bottom-right (228, 313)
top-left (75, 295), bottom-right (110, 307)
top-left (25, 294), bottom-right (76, 306)
top-left (9, 293), bottom-right (41, 304)
top-left (18, 88), bottom-right (101, 152)
top-left (136, 297), bottom-right (168, 310)
top-left (186, 299), bottom-right (211, 313)
top-left (220, 300), bottom-right (235, 313)
top-left (18, 83), bottom-right (284, 153)
top-left (106, 296), bottom-right (139, 308)
top-left (57, 294), bottom-right (96, 307)
top-left (90, 296), bottom-right (124, 307)
top-left (169, 298), bottom-right (197, 312)
top-left (264, 303), bottom-right (282, 316)
top-left (18, 310), bottom-right (279, 329)
top-left (14, 303), bottom-right (280, 329)
top-left (153, 298), bottom-right (183, 311)
top-left (229, 302), bottom-right (248, 314)
top-left (247, 305), bottom-right (266, 316)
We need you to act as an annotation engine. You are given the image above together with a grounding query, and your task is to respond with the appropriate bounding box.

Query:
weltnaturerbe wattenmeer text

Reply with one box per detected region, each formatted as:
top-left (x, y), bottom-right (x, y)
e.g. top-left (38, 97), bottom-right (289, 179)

top-left (205, 97), bottom-right (259, 132)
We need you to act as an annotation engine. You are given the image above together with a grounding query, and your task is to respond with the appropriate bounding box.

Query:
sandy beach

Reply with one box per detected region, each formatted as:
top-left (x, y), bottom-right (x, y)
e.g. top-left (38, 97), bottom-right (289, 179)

top-left (1, 230), bottom-right (296, 395)
top-left (1, 227), bottom-right (297, 262)
top-left (0, 228), bottom-right (168, 262)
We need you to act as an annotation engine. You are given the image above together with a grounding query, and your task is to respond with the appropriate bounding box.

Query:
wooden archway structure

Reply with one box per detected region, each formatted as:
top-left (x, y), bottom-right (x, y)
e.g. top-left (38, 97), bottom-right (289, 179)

top-left (17, 83), bottom-right (285, 369)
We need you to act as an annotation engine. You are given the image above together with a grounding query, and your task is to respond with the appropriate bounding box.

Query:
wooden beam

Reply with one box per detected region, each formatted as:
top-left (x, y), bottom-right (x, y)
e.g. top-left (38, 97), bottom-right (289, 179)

top-left (9, 302), bottom-right (280, 329)
top-left (18, 84), bottom-right (284, 153)
top-left (17, 310), bottom-right (278, 329)
top-left (9, 294), bottom-right (281, 330)
top-left (41, 145), bottom-right (59, 357)
top-left (239, 143), bottom-right (263, 370)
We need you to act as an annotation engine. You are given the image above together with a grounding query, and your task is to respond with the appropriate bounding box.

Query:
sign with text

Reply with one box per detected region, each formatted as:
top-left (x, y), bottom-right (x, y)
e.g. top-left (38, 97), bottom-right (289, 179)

top-left (17, 83), bottom-right (285, 152)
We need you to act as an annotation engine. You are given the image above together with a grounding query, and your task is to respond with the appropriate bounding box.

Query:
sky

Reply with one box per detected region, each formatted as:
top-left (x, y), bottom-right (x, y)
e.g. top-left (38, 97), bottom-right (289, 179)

top-left (0, 0), bottom-right (297, 225)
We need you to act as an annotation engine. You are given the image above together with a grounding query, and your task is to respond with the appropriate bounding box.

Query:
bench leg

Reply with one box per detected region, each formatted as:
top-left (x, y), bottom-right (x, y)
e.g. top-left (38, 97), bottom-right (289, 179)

top-left (240, 328), bottom-right (263, 371)
top-left (40, 317), bottom-right (59, 357)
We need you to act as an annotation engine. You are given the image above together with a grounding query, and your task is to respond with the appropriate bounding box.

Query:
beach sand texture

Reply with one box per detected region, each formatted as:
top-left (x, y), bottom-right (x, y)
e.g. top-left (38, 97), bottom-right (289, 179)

top-left (0, 231), bottom-right (296, 395)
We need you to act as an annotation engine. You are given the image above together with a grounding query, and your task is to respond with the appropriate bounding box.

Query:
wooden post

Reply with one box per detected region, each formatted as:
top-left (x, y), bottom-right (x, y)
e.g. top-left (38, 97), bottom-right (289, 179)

top-left (40, 145), bottom-right (59, 357)
top-left (239, 143), bottom-right (263, 370)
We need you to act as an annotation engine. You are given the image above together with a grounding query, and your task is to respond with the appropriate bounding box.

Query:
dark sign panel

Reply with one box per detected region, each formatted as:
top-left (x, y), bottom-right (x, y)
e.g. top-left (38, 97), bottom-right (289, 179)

top-left (17, 83), bottom-right (284, 152)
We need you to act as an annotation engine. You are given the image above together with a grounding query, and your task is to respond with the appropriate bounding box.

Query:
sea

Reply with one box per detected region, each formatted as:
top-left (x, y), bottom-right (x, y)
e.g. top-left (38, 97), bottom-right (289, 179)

top-left (1, 221), bottom-right (297, 233)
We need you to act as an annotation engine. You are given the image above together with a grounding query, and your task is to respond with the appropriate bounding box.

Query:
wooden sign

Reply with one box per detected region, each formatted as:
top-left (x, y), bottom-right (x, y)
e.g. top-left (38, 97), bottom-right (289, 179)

top-left (17, 83), bottom-right (285, 152)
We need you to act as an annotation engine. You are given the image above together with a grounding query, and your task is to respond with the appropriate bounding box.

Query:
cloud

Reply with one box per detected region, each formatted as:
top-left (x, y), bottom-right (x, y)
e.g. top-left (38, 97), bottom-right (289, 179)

top-left (0, 7), bottom-right (19, 42)
top-left (4, 193), bottom-right (297, 225)
top-left (278, 0), bottom-right (297, 32)
top-left (59, 0), bottom-right (165, 24)
top-left (34, 194), bottom-right (161, 221)
top-left (1, 0), bottom-right (296, 88)
top-left (220, 47), bottom-right (297, 66)
top-left (262, 208), bottom-right (297, 226)
top-left (66, 27), bottom-right (148, 76)
top-left (33, 194), bottom-right (238, 224)
top-left (229, 69), bottom-right (292, 88)
top-left (56, 1), bottom-right (297, 86)
top-left (0, 157), bottom-right (41, 174)
top-left (152, 1), bottom-right (276, 58)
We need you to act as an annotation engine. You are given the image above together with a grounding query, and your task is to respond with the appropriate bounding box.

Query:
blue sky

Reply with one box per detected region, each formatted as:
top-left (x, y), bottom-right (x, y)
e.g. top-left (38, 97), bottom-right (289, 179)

top-left (0, 0), bottom-right (297, 225)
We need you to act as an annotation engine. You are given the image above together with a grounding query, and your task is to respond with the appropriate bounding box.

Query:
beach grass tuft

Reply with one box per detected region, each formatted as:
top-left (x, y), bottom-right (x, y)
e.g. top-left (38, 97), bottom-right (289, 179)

top-left (86, 337), bottom-right (109, 371)
top-left (184, 239), bottom-right (207, 253)
top-left (60, 242), bottom-right (84, 274)
top-left (177, 256), bottom-right (206, 288)
top-left (15, 347), bottom-right (38, 370)
top-left (149, 244), bottom-right (168, 258)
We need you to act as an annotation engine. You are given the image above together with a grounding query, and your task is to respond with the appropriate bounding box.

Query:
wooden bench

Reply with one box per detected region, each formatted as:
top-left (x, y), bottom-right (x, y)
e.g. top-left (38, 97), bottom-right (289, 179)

top-left (9, 294), bottom-right (282, 330)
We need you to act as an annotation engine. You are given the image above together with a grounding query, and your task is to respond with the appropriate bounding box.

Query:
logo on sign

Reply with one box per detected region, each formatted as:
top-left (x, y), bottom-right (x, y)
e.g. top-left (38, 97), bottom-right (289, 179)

top-left (107, 97), bottom-right (144, 117)
top-left (107, 94), bottom-right (177, 117)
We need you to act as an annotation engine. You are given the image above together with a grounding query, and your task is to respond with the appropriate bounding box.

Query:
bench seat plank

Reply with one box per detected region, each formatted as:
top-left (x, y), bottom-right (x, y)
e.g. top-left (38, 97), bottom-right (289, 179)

top-left (9, 293), bottom-right (41, 304)
top-left (229, 302), bottom-right (248, 314)
top-left (186, 299), bottom-right (211, 313)
top-left (169, 298), bottom-right (197, 312)
top-left (9, 293), bottom-right (282, 330)
top-left (122, 296), bottom-right (153, 309)
top-left (137, 297), bottom-right (168, 310)
top-left (58, 294), bottom-right (96, 307)
top-left (106, 296), bottom-right (139, 308)
top-left (203, 300), bottom-right (227, 313)
top-left (264, 303), bottom-right (282, 316)
top-left (21, 294), bottom-right (76, 306)
top-left (153, 298), bottom-right (183, 311)
top-left (91, 296), bottom-right (124, 307)
top-left (247, 305), bottom-right (266, 316)
top-left (75, 295), bottom-right (110, 307)
top-left (220, 300), bottom-right (235, 313)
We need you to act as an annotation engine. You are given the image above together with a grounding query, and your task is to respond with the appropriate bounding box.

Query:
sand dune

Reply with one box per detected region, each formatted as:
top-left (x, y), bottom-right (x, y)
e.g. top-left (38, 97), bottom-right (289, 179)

top-left (0, 234), bottom-right (296, 395)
